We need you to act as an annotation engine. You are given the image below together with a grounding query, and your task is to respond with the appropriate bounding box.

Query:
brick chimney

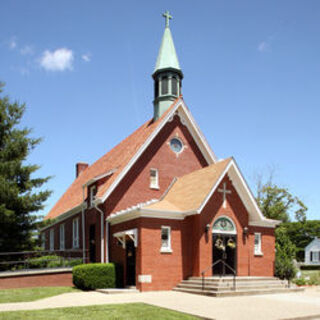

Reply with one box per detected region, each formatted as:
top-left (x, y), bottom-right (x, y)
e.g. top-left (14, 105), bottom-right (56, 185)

top-left (76, 162), bottom-right (88, 178)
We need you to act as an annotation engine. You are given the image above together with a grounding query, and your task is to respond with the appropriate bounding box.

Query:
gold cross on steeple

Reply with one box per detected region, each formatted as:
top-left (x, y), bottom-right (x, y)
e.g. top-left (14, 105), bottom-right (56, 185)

top-left (162, 10), bottom-right (172, 28)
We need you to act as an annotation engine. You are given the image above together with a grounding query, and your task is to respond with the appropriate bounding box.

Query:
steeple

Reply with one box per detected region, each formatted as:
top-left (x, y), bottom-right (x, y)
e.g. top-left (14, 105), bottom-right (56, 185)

top-left (153, 11), bottom-right (183, 120)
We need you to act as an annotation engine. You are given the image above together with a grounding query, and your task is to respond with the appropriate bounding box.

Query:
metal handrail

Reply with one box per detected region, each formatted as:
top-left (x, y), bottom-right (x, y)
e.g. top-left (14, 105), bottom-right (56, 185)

top-left (0, 249), bottom-right (88, 271)
top-left (201, 259), bottom-right (236, 291)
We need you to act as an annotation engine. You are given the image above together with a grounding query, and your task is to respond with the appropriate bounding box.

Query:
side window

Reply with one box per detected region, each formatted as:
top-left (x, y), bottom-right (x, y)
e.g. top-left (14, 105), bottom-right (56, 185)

top-left (60, 224), bottom-right (65, 250)
top-left (160, 226), bottom-right (172, 253)
top-left (73, 218), bottom-right (79, 248)
top-left (254, 233), bottom-right (262, 255)
top-left (49, 228), bottom-right (54, 251)
top-left (150, 169), bottom-right (159, 189)
top-left (90, 185), bottom-right (97, 207)
top-left (41, 233), bottom-right (46, 249)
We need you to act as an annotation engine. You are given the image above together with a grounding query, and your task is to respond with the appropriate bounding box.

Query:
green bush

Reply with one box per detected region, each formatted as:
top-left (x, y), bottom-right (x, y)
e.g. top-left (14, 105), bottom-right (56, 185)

top-left (72, 263), bottom-right (116, 290)
top-left (300, 265), bottom-right (320, 271)
top-left (27, 255), bottom-right (60, 269)
top-left (293, 278), bottom-right (307, 286)
top-left (68, 258), bottom-right (83, 267)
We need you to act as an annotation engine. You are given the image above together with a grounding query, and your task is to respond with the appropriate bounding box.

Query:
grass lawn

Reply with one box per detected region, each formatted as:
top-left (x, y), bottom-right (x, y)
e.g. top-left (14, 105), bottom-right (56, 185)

top-left (0, 287), bottom-right (78, 303)
top-left (0, 303), bottom-right (199, 320)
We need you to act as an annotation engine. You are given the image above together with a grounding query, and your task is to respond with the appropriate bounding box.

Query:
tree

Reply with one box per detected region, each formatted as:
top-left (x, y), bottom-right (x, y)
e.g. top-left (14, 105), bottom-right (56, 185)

top-left (281, 220), bottom-right (320, 261)
top-left (255, 174), bottom-right (307, 223)
top-left (275, 226), bottom-right (297, 282)
top-left (0, 83), bottom-right (51, 253)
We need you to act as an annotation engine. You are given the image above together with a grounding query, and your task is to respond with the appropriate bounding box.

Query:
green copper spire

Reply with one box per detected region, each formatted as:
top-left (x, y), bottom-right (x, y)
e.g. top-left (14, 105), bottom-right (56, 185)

top-left (153, 11), bottom-right (183, 120)
top-left (153, 11), bottom-right (182, 75)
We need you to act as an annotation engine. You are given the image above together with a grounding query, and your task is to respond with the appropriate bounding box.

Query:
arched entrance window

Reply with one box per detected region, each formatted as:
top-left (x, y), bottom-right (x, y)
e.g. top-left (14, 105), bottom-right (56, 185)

top-left (212, 217), bottom-right (237, 235)
top-left (212, 216), bottom-right (237, 276)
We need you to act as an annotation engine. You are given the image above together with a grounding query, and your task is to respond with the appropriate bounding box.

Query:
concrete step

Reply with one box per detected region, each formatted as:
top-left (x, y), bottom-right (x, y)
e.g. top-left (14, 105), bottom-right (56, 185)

top-left (176, 283), bottom-right (288, 291)
top-left (188, 276), bottom-right (279, 282)
top-left (96, 288), bottom-right (139, 294)
top-left (181, 279), bottom-right (286, 286)
top-left (173, 286), bottom-right (304, 297)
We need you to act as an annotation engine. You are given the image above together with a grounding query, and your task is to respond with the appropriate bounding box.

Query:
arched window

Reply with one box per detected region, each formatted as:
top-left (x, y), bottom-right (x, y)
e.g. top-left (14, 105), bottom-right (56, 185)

top-left (212, 217), bottom-right (236, 234)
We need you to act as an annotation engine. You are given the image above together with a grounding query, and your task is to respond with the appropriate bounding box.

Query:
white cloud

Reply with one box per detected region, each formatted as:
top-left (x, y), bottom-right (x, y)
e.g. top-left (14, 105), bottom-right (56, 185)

top-left (9, 37), bottom-right (17, 49)
top-left (20, 45), bottom-right (34, 55)
top-left (39, 48), bottom-right (74, 71)
top-left (81, 53), bottom-right (91, 62)
top-left (258, 41), bottom-right (269, 52)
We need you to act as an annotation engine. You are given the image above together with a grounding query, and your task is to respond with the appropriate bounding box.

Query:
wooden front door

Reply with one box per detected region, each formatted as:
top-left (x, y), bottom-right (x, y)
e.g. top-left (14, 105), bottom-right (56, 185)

top-left (126, 240), bottom-right (136, 286)
top-left (212, 234), bottom-right (237, 276)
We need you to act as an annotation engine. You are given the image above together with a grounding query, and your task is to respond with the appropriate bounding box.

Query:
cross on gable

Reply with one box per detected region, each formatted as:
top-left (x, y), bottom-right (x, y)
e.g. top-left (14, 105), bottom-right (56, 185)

top-left (218, 182), bottom-right (231, 208)
top-left (162, 10), bottom-right (172, 28)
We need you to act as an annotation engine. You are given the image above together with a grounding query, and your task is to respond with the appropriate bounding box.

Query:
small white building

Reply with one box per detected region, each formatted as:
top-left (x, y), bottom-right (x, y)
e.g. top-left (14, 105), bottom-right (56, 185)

top-left (305, 237), bottom-right (320, 265)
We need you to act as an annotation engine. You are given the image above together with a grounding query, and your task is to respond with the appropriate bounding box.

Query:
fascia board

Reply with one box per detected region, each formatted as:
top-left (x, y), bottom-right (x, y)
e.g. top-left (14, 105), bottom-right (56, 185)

top-left (40, 203), bottom-right (85, 232)
top-left (177, 104), bottom-right (217, 164)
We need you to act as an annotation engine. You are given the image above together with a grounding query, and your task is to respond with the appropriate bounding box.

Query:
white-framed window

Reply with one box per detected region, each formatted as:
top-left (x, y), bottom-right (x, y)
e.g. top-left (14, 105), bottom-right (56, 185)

top-left (160, 226), bottom-right (172, 253)
top-left (59, 224), bottom-right (65, 250)
top-left (254, 233), bottom-right (263, 255)
top-left (41, 233), bottom-right (46, 249)
top-left (73, 218), bottom-right (79, 248)
top-left (90, 185), bottom-right (97, 207)
top-left (150, 168), bottom-right (159, 189)
top-left (49, 228), bottom-right (54, 251)
top-left (311, 251), bottom-right (320, 262)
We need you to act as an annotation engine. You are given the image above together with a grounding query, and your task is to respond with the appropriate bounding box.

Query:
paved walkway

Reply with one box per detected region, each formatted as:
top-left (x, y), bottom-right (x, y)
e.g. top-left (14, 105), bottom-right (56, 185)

top-left (0, 287), bottom-right (320, 320)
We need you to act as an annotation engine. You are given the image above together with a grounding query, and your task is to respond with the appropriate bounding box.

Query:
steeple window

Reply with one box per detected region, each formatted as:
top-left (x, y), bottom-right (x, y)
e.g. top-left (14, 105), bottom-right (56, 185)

top-left (154, 79), bottom-right (159, 98)
top-left (161, 76), bottom-right (169, 95)
top-left (171, 77), bottom-right (178, 96)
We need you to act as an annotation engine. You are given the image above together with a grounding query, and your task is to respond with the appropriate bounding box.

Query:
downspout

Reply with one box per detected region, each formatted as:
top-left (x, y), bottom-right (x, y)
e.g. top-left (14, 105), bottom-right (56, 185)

top-left (82, 186), bottom-right (86, 264)
top-left (94, 200), bottom-right (104, 263)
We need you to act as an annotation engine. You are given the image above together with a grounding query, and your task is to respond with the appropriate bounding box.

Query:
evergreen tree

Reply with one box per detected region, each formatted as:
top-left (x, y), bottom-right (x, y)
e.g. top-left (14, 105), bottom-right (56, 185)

top-left (0, 83), bottom-right (51, 253)
top-left (275, 226), bottom-right (297, 281)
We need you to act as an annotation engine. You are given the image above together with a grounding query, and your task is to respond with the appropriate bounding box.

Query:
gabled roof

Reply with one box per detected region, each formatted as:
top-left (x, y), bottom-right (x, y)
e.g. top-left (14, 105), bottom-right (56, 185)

top-left (145, 158), bottom-right (231, 212)
top-left (305, 237), bottom-right (320, 251)
top-left (45, 99), bottom-right (179, 220)
top-left (45, 97), bottom-right (217, 220)
top-left (107, 158), bottom-right (279, 228)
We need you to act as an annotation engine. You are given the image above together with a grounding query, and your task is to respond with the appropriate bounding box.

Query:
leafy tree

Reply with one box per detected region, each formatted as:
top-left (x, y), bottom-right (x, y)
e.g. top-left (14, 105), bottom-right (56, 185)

top-left (281, 220), bottom-right (320, 261)
top-left (0, 83), bottom-right (51, 254)
top-left (255, 175), bottom-right (307, 222)
top-left (275, 226), bottom-right (297, 281)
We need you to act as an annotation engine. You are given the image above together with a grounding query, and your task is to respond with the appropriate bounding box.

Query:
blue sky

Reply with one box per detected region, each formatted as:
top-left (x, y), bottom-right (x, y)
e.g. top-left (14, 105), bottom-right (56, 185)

top-left (1, 0), bottom-right (319, 220)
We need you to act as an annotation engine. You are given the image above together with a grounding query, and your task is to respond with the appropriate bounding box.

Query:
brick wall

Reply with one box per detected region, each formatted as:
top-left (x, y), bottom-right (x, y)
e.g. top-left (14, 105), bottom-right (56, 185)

top-left (0, 271), bottom-right (73, 289)
top-left (108, 175), bottom-right (276, 291)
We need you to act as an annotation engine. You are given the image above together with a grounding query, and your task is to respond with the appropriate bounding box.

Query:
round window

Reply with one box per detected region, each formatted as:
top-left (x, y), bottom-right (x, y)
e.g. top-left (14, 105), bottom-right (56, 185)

top-left (170, 138), bottom-right (183, 154)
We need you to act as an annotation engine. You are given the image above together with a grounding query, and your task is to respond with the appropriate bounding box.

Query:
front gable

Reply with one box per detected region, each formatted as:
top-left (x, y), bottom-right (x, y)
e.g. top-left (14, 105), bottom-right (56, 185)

top-left (104, 112), bottom-right (210, 215)
top-left (96, 98), bottom-right (217, 206)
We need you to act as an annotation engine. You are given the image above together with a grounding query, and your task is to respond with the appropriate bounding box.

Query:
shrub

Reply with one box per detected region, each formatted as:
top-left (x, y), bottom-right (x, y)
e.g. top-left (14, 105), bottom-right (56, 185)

top-left (293, 278), bottom-right (307, 286)
top-left (67, 258), bottom-right (83, 267)
top-left (275, 227), bottom-right (297, 281)
top-left (27, 255), bottom-right (60, 269)
top-left (72, 263), bottom-right (116, 290)
top-left (300, 265), bottom-right (320, 271)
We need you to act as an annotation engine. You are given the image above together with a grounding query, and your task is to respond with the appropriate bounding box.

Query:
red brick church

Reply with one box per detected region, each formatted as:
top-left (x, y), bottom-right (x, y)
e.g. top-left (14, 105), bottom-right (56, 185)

top-left (42, 12), bottom-right (279, 291)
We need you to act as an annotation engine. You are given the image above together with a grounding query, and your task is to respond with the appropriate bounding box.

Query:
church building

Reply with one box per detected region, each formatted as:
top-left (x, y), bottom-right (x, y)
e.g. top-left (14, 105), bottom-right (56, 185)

top-left (42, 12), bottom-right (279, 291)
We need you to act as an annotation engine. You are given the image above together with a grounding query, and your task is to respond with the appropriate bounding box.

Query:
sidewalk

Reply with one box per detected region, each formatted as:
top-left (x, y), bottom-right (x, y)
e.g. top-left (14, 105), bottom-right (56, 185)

top-left (0, 287), bottom-right (320, 320)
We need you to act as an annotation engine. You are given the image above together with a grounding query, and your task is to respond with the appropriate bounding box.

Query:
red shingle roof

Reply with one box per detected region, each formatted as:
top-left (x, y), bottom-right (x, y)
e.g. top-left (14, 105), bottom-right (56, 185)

top-left (45, 99), bottom-right (180, 220)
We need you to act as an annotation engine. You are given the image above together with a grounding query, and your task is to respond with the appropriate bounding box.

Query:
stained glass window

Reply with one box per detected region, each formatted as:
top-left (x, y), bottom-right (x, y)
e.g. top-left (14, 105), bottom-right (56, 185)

top-left (212, 217), bottom-right (235, 233)
top-left (170, 138), bottom-right (183, 153)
